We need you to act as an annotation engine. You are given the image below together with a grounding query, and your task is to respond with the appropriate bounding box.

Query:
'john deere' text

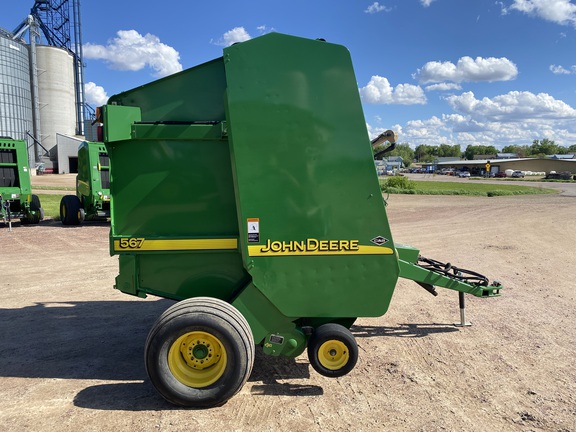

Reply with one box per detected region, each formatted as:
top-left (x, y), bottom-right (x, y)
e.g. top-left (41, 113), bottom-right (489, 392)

top-left (259, 238), bottom-right (359, 253)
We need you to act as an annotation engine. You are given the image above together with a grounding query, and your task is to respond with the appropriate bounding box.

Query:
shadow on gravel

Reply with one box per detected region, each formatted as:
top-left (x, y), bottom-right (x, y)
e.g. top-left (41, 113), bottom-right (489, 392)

top-left (1, 299), bottom-right (454, 410)
top-left (352, 323), bottom-right (459, 338)
top-left (56, 220), bottom-right (111, 228)
top-left (75, 347), bottom-right (324, 411)
top-left (0, 299), bottom-right (174, 381)
top-left (248, 347), bottom-right (323, 398)
top-left (0, 298), bottom-right (325, 410)
top-left (74, 382), bottom-right (175, 411)
top-left (0, 219), bottom-right (110, 230)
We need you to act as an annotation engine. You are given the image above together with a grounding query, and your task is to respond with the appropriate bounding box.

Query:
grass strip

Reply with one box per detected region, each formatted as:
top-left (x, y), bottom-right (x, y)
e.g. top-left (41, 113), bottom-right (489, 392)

top-left (37, 194), bottom-right (63, 220)
top-left (33, 185), bottom-right (75, 191)
top-left (380, 179), bottom-right (557, 196)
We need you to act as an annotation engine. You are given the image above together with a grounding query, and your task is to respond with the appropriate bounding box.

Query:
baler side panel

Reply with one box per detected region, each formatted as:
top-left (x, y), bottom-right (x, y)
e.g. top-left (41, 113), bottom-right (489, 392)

top-left (0, 140), bottom-right (31, 194)
top-left (223, 34), bottom-right (400, 318)
top-left (0, 139), bottom-right (36, 221)
top-left (76, 141), bottom-right (91, 200)
top-left (104, 56), bottom-right (249, 300)
top-left (75, 141), bottom-right (110, 219)
top-left (107, 137), bottom-right (239, 239)
top-left (108, 58), bottom-right (227, 123)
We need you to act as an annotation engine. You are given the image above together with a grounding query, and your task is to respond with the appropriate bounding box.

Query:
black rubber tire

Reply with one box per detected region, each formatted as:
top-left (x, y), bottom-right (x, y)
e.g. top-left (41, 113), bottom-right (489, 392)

top-left (145, 297), bottom-right (254, 408)
top-left (30, 194), bottom-right (43, 223)
top-left (307, 323), bottom-right (358, 378)
top-left (21, 194), bottom-right (42, 224)
top-left (60, 195), bottom-right (82, 225)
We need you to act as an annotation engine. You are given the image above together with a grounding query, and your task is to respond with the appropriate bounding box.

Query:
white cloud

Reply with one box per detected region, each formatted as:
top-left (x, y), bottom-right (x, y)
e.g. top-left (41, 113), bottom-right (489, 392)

top-left (550, 64), bottom-right (575, 74)
top-left (421, 0), bottom-right (436, 6)
top-left (83, 30), bottom-right (182, 78)
top-left (367, 122), bottom-right (404, 141)
top-left (364, 2), bottom-right (391, 14)
top-left (371, 115), bottom-right (576, 149)
top-left (359, 76), bottom-right (427, 105)
top-left (425, 82), bottom-right (463, 92)
top-left (365, 90), bottom-right (576, 149)
top-left (256, 25), bottom-right (276, 34)
top-left (212, 27), bottom-right (252, 47)
top-left (84, 82), bottom-right (108, 106)
top-left (415, 56), bottom-right (518, 84)
top-left (446, 90), bottom-right (576, 121)
top-left (508, 0), bottom-right (576, 26)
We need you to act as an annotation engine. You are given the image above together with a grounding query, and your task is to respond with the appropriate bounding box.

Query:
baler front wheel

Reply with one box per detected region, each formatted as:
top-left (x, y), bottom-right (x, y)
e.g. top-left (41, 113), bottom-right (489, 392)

top-left (60, 195), bottom-right (83, 225)
top-left (307, 323), bottom-right (358, 378)
top-left (145, 297), bottom-right (254, 408)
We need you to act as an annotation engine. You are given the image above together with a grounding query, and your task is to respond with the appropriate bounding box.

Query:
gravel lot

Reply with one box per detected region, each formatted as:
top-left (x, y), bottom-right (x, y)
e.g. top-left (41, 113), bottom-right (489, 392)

top-left (1, 175), bottom-right (575, 431)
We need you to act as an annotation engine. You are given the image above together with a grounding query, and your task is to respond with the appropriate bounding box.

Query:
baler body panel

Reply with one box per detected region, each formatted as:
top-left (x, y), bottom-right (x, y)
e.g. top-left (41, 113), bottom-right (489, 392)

top-left (108, 58), bottom-right (227, 123)
top-left (223, 34), bottom-right (399, 317)
top-left (106, 136), bottom-right (238, 239)
top-left (104, 108), bottom-right (247, 302)
top-left (103, 33), bottom-right (500, 346)
top-left (0, 139), bottom-right (42, 224)
top-left (76, 141), bottom-right (110, 218)
top-left (105, 33), bottom-right (400, 319)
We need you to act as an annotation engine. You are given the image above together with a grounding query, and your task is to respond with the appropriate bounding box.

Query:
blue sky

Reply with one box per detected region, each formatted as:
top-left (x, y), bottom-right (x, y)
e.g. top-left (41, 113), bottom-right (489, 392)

top-left (2, 0), bottom-right (576, 150)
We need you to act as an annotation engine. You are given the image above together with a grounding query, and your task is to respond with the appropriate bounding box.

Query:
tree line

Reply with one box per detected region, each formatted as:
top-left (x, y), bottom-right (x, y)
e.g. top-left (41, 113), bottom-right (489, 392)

top-left (373, 139), bottom-right (576, 168)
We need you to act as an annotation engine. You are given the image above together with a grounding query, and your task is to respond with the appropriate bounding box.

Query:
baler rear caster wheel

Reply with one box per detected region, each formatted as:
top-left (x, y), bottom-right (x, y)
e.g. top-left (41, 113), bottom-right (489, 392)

top-left (144, 297), bottom-right (254, 408)
top-left (307, 323), bottom-right (358, 378)
top-left (21, 194), bottom-right (43, 224)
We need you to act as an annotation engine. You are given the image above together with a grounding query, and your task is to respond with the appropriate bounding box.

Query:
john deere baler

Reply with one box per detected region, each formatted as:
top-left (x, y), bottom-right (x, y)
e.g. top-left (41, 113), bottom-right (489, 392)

top-left (99, 33), bottom-right (501, 408)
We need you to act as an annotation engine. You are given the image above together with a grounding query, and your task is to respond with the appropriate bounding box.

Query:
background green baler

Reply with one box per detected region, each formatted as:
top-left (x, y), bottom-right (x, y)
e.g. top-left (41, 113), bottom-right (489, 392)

top-left (0, 138), bottom-right (43, 227)
top-left (60, 141), bottom-right (110, 225)
top-left (100, 33), bottom-right (501, 408)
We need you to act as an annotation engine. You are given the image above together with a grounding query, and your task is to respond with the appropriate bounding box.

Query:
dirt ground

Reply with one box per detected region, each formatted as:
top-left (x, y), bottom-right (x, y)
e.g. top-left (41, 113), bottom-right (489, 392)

top-left (1, 175), bottom-right (575, 432)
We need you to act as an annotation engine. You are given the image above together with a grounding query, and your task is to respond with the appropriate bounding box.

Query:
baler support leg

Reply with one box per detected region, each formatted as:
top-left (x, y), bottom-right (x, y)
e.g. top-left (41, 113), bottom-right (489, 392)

top-left (455, 291), bottom-right (472, 327)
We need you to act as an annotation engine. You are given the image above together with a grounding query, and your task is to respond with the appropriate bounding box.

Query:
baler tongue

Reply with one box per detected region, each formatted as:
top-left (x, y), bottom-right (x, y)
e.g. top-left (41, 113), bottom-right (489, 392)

top-left (396, 244), bottom-right (502, 327)
top-left (396, 243), bottom-right (503, 298)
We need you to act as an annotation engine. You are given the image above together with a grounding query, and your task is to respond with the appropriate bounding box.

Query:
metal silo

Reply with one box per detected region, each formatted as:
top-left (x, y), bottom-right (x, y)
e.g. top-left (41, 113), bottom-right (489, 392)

top-left (35, 45), bottom-right (76, 159)
top-left (0, 29), bottom-right (34, 162)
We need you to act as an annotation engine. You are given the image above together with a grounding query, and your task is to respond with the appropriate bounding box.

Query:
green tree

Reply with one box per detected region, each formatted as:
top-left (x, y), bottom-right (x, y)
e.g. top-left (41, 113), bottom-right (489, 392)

top-left (437, 144), bottom-right (461, 158)
top-left (529, 139), bottom-right (568, 156)
top-left (387, 143), bottom-right (415, 168)
top-left (414, 144), bottom-right (436, 162)
top-left (501, 145), bottom-right (528, 158)
top-left (464, 145), bottom-right (498, 160)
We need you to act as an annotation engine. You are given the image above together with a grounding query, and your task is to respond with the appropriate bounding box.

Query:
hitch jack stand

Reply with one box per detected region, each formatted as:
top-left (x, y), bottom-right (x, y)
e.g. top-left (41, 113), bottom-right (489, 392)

top-left (455, 291), bottom-right (472, 327)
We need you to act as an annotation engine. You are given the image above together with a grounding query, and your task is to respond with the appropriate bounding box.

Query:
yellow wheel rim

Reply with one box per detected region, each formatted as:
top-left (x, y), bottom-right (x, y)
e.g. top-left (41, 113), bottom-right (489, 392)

top-left (318, 340), bottom-right (349, 371)
top-left (168, 331), bottom-right (227, 388)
